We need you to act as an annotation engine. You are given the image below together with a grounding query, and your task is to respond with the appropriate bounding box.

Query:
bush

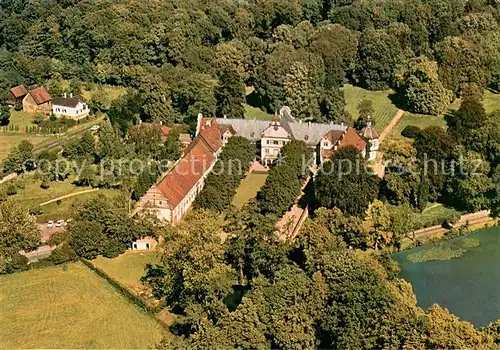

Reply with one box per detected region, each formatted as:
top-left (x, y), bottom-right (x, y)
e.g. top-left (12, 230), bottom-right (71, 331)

top-left (2, 253), bottom-right (29, 274)
top-left (46, 243), bottom-right (78, 265)
top-left (401, 125), bottom-right (422, 139)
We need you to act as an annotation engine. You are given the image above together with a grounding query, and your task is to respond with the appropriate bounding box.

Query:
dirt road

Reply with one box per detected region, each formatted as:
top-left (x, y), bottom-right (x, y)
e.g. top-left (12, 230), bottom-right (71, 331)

top-left (374, 109), bottom-right (404, 178)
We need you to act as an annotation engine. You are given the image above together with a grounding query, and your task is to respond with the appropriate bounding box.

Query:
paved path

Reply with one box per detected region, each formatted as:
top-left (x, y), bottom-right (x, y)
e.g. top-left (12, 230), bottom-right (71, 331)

top-left (374, 109), bottom-right (404, 178)
top-left (39, 188), bottom-right (99, 206)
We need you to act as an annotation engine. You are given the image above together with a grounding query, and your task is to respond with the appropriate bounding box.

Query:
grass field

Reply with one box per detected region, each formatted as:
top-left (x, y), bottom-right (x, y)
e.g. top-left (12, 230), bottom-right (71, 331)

top-left (448, 90), bottom-right (500, 113)
top-left (0, 134), bottom-right (53, 160)
top-left (1, 175), bottom-right (122, 222)
top-left (244, 104), bottom-right (274, 120)
top-left (391, 113), bottom-right (448, 138)
top-left (0, 262), bottom-right (164, 349)
top-left (93, 252), bottom-right (160, 288)
top-left (344, 84), bottom-right (399, 130)
top-left (419, 203), bottom-right (461, 227)
top-left (389, 90), bottom-right (499, 139)
top-left (232, 172), bottom-right (268, 208)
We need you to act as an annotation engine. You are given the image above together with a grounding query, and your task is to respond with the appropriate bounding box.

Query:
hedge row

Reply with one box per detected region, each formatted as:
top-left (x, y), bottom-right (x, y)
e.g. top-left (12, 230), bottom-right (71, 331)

top-left (81, 259), bottom-right (163, 315)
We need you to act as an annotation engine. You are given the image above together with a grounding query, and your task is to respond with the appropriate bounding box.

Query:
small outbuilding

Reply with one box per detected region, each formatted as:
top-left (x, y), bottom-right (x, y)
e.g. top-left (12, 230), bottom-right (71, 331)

top-left (131, 237), bottom-right (157, 251)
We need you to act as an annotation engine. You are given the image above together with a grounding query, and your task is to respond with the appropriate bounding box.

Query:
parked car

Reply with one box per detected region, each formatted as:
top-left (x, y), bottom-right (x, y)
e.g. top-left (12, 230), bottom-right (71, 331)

top-left (90, 125), bottom-right (100, 131)
top-left (47, 221), bottom-right (54, 228)
top-left (55, 220), bottom-right (64, 227)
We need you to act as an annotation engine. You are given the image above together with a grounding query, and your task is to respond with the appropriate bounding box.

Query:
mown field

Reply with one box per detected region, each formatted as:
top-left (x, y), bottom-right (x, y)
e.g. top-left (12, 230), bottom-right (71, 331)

top-left (0, 174), bottom-right (122, 222)
top-left (232, 172), bottom-right (268, 208)
top-left (93, 252), bottom-right (160, 288)
top-left (343, 84), bottom-right (399, 130)
top-left (390, 90), bottom-right (499, 139)
top-left (0, 262), bottom-right (164, 349)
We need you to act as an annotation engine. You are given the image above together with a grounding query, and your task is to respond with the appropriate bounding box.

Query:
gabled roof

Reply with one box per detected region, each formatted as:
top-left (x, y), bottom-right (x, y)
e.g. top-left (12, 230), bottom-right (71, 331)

top-left (52, 96), bottom-right (85, 108)
top-left (10, 85), bottom-right (28, 98)
top-left (340, 128), bottom-right (367, 154)
top-left (219, 124), bottom-right (236, 135)
top-left (323, 129), bottom-right (344, 143)
top-left (155, 120), bottom-right (221, 208)
top-left (28, 87), bottom-right (51, 105)
top-left (198, 118), bottom-right (223, 153)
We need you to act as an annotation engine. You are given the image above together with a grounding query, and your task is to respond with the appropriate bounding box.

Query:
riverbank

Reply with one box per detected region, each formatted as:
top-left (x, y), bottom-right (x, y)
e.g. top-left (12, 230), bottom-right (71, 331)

top-left (400, 210), bottom-right (498, 249)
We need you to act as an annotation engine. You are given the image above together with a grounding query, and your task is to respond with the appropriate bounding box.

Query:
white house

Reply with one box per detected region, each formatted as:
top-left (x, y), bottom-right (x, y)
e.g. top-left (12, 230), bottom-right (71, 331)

top-left (52, 93), bottom-right (89, 119)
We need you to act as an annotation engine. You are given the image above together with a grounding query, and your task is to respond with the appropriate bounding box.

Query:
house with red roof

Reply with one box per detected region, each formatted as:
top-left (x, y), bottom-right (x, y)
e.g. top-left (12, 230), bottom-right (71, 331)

top-left (135, 117), bottom-right (223, 225)
top-left (23, 86), bottom-right (52, 115)
top-left (8, 85), bottom-right (28, 105)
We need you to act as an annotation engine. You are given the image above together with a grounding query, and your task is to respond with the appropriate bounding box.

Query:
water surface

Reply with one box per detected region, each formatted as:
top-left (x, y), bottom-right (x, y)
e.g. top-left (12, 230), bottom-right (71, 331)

top-left (394, 226), bottom-right (500, 327)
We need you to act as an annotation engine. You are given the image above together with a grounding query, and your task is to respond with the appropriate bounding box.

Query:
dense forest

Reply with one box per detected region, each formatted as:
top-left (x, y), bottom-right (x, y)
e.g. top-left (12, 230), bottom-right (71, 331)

top-left (1, 0), bottom-right (499, 129)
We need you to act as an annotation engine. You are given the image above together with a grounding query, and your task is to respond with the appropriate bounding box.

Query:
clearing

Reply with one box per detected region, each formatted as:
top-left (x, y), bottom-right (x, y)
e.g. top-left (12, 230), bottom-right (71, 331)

top-left (1, 175), bottom-right (122, 222)
top-left (343, 84), bottom-right (399, 130)
top-left (0, 262), bottom-right (164, 349)
top-left (389, 90), bottom-right (499, 139)
top-left (93, 252), bottom-right (160, 288)
top-left (232, 171), bottom-right (268, 208)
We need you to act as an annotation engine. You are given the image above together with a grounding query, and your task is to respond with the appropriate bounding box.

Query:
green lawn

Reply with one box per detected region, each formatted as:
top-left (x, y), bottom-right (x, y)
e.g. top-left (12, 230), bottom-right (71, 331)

top-left (81, 84), bottom-right (127, 108)
top-left (93, 252), bottom-right (160, 288)
top-left (0, 134), bottom-right (54, 160)
top-left (232, 172), bottom-right (268, 208)
top-left (0, 262), bottom-right (164, 349)
top-left (391, 113), bottom-right (448, 138)
top-left (419, 203), bottom-right (461, 227)
top-left (448, 90), bottom-right (500, 113)
top-left (1, 175), bottom-right (122, 222)
top-left (343, 84), bottom-right (399, 130)
top-left (244, 104), bottom-right (274, 120)
top-left (390, 90), bottom-right (499, 139)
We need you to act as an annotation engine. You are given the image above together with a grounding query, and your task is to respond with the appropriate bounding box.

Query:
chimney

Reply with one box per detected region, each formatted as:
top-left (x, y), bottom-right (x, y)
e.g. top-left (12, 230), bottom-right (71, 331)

top-left (64, 93), bottom-right (67, 98)
top-left (308, 121), bottom-right (311, 128)
top-left (70, 93), bottom-right (73, 98)
top-left (366, 115), bottom-right (372, 127)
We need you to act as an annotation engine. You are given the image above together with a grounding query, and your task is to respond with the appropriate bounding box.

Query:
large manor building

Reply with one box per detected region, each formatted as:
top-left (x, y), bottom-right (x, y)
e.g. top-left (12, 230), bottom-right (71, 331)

top-left (136, 107), bottom-right (379, 224)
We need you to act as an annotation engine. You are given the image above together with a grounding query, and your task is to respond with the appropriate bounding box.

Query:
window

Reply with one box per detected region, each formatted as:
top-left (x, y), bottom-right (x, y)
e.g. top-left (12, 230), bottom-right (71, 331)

top-left (273, 140), bottom-right (279, 145)
top-left (266, 140), bottom-right (270, 145)
top-left (265, 148), bottom-right (269, 154)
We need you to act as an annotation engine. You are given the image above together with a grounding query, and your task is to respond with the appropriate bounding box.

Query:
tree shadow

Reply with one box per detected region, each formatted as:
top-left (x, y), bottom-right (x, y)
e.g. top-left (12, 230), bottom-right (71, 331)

top-left (388, 90), bottom-right (408, 111)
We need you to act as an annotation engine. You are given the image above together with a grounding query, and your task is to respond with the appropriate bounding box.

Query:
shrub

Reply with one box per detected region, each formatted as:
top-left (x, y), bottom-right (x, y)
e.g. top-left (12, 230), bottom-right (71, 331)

top-left (401, 125), bottom-right (422, 139)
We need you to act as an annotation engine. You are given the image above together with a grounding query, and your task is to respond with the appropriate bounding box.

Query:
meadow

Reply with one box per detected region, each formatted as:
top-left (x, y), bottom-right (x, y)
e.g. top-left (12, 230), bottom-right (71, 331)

top-left (1, 174), bottom-right (122, 222)
top-left (232, 172), bottom-right (268, 208)
top-left (0, 262), bottom-right (164, 349)
top-left (93, 252), bottom-right (160, 288)
top-left (343, 84), bottom-right (399, 130)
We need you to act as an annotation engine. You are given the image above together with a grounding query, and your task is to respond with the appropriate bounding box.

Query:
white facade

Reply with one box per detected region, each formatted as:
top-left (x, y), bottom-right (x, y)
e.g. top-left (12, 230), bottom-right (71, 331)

top-left (131, 237), bottom-right (156, 250)
top-left (52, 96), bottom-right (89, 119)
top-left (260, 116), bottom-right (291, 164)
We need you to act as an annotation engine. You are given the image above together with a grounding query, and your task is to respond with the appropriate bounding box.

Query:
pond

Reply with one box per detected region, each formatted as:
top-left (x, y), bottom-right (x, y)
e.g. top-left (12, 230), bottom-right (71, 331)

top-left (394, 226), bottom-right (500, 327)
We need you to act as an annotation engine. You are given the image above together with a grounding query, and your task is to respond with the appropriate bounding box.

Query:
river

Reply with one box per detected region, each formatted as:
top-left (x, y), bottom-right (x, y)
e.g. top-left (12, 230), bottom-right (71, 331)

top-left (394, 226), bottom-right (500, 327)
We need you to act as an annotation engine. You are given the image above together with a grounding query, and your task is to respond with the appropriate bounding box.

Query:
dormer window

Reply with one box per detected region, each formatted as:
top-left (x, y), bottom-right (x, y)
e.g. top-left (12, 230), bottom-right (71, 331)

top-left (250, 132), bottom-right (255, 138)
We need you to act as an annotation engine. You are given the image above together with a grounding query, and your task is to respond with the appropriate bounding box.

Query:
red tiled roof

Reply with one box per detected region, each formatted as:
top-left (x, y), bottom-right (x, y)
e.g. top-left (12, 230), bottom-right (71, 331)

top-left (155, 120), bottom-right (221, 208)
top-left (160, 126), bottom-right (172, 138)
top-left (10, 85), bottom-right (28, 98)
top-left (321, 128), bottom-right (366, 160)
top-left (340, 128), bottom-right (366, 154)
top-left (29, 87), bottom-right (51, 105)
top-left (323, 129), bottom-right (344, 143)
top-left (198, 118), bottom-right (222, 153)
